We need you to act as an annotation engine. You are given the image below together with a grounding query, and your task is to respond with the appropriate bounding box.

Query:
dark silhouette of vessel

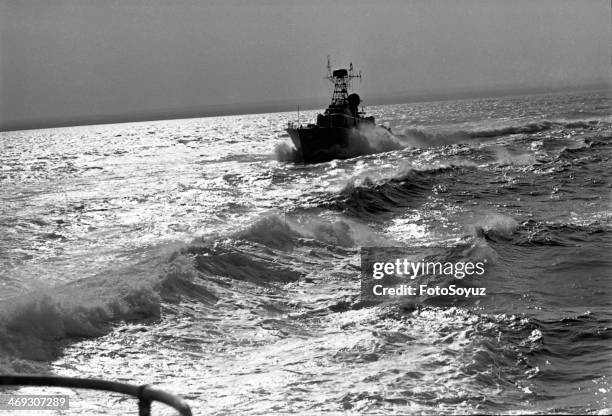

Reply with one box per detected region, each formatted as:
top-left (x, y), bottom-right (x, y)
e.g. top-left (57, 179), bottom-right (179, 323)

top-left (286, 58), bottom-right (382, 163)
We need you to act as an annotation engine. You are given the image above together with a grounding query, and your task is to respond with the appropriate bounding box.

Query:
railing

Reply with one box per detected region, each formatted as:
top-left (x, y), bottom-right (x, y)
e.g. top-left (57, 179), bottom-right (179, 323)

top-left (0, 374), bottom-right (192, 416)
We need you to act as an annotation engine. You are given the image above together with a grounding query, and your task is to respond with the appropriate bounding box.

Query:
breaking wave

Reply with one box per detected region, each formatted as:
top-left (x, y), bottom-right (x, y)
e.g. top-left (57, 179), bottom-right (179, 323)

top-left (0, 212), bottom-right (387, 371)
top-left (0, 270), bottom-right (161, 372)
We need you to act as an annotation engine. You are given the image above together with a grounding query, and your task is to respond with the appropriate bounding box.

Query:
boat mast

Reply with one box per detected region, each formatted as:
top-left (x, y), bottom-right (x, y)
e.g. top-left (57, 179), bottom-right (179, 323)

top-left (326, 56), bottom-right (361, 107)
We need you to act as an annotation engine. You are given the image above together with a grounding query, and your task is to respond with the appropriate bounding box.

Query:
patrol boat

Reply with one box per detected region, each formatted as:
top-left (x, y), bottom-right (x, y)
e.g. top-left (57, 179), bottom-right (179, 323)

top-left (286, 59), bottom-right (381, 163)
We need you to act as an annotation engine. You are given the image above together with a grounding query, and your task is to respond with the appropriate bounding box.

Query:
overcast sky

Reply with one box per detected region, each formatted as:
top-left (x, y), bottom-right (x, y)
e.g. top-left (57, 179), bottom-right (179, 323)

top-left (1, 0), bottom-right (610, 128)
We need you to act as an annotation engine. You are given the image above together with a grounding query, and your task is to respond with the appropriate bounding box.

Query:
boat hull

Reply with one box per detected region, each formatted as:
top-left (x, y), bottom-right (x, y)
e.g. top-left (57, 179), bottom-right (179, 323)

top-left (286, 126), bottom-right (357, 163)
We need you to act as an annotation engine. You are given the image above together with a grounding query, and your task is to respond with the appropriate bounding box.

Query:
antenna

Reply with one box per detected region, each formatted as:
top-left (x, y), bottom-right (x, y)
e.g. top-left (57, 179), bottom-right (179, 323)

top-left (325, 58), bottom-right (364, 106)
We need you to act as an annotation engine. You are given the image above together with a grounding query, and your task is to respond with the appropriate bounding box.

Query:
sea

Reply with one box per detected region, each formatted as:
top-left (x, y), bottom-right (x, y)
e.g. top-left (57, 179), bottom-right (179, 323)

top-left (0, 89), bottom-right (610, 415)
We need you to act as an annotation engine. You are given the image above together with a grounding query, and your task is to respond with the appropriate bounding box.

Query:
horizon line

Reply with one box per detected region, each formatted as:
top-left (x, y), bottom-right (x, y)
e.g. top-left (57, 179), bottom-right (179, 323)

top-left (1, 83), bottom-right (609, 133)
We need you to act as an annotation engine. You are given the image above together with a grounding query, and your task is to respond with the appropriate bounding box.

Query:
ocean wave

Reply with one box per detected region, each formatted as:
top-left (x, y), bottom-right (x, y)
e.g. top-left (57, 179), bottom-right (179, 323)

top-left (182, 243), bottom-right (302, 285)
top-left (395, 128), bottom-right (472, 147)
top-left (396, 119), bottom-right (609, 148)
top-left (0, 211), bottom-right (389, 371)
top-left (469, 214), bottom-right (519, 241)
top-left (328, 305), bottom-right (542, 412)
top-left (159, 212), bottom-right (386, 300)
top-left (488, 147), bottom-right (537, 166)
top-left (468, 214), bottom-right (611, 248)
top-left (469, 118), bottom-right (608, 139)
top-left (514, 219), bottom-right (611, 247)
top-left (328, 164), bottom-right (469, 218)
top-left (469, 120), bottom-right (558, 138)
top-left (0, 270), bottom-right (161, 372)
top-left (556, 137), bottom-right (612, 161)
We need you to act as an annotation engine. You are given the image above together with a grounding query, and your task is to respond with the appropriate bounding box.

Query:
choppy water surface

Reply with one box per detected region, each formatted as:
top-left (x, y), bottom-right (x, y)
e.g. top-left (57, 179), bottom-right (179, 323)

top-left (1, 90), bottom-right (610, 414)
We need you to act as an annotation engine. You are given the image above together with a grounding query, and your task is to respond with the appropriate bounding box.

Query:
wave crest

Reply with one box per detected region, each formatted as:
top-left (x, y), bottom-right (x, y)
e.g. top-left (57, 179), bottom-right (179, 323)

top-left (0, 274), bottom-right (160, 369)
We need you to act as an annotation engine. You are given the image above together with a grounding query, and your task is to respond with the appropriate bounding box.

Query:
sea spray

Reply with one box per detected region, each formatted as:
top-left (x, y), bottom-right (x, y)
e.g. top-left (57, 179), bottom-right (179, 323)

top-left (274, 141), bottom-right (300, 162)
